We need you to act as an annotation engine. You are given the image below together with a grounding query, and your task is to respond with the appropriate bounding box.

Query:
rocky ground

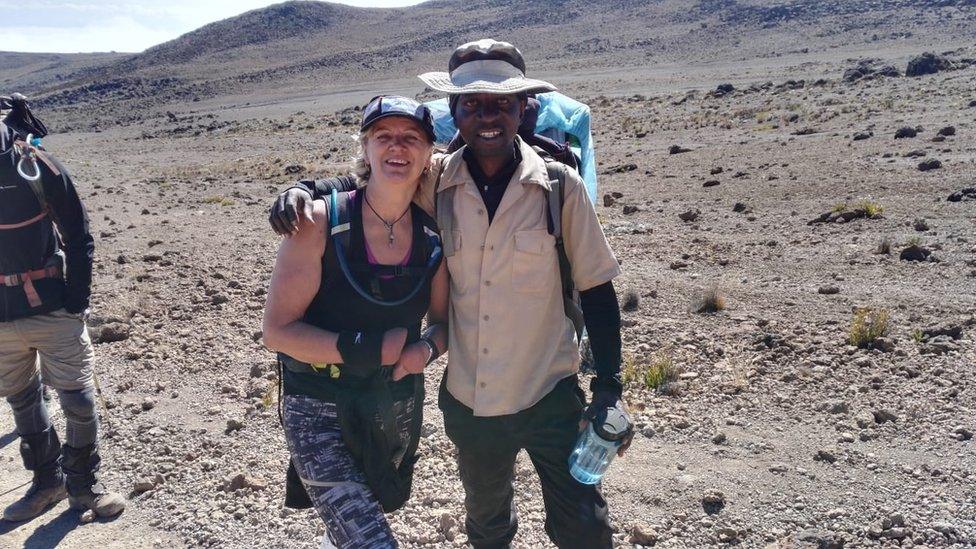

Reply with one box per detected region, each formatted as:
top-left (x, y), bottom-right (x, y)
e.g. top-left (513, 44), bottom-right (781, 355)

top-left (2, 45), bottom-right (975, 548)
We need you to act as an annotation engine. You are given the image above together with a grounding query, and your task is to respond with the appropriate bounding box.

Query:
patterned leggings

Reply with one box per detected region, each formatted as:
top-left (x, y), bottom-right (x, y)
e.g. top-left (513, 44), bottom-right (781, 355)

top-left (282, 394), bottom-right (416, 549)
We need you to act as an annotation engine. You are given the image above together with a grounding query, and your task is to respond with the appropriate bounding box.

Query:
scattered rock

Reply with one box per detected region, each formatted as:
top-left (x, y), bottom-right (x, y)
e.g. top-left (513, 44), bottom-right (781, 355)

top-left (906, 52), bottom-right (960, 77)
top-left (921, 324), bottom-right (963, 340)
top-left (701, 490), bottom-right (725, 514)
top-left (797, 528), bottom-right (844, 549)
top-left (225, 418), bottom-right (246, 434)
top-left (732, 202), bottom-right (748, 213)
top-left (852, 131), bottom-right (872, 141)
top-left (711, 431), bottom-right (727, 444)
top-left (913, 218), bottom-right (929, 231)
top-left (917, 159), bottom-right (942, 171)
top-left (703, 180), bottom-right (720, 188)
top-left (872, 409), bottom-right (898, 424)
top-left (710, 167), bottom-right (724, 175)
top-left (630, 524), bottom-right (660, 546)
top-left (141, 397), bottom-right (156, 411)
top-left (668, 145), bottom-right (691, 154)
top-left (951, 427), bottom-right (973, 441)
top-left (621, 289), bottom-right (640, 312)
top-left (283, 164), bottom-right (305, 175)
top-left (937, 126), bottom-right (956, 137)
top-left (222, 473), bottom-right (267, 492)
top-left (814, 449), bottom-right (837, 464)
top-left (92, 322), bottom-right (131, 344)
top-left (714, 83), bottom-right (735, 96)
top-left (899, 245), bottom-right (931, 262)
top-left (894, 127), bottom-right (917, 139)
top-left (603, 193), bottom-right (616, 207)
top-left (817, 285), bottom-right (840, 295)
top-left (947, 187), bottom-right (976, 202)
top-left (678, 209), bottom-right (700, 222)
top-left (623, 204), bottom-right (639, 215)
top-left (608, 163), bottom-right (638, 174)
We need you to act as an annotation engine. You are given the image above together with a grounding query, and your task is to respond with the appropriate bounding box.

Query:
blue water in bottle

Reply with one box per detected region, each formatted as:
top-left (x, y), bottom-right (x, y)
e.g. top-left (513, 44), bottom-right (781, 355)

top-left (569, 403), bottom-right (632, 485)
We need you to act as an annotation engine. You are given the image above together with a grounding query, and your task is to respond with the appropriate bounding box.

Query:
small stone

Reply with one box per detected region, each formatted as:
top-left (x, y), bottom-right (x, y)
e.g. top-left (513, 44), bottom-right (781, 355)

top-left (141, 397), bottom-right (156, 411)
top-left (814, 449), bottom-right (837, 464)
top-left (678, 209), bottom-right (700, 222)
top-left (894, 127), bottom-right (917, 139)
top-left (873, 409), bottom-right (898, 424)
top-left (701, 490), bottom-right (725, 514)
top-left (703, 180), bottom-right (720, 188)
top-left (668, 145), bottom-right (691, 154)
top-left (917, 159), bottom-right (942, 171)
top-left (225, 419), bottom-right (246, 434)
top-left (623, 205), bottom-right (639, 215)
top-left (818, 285), bottom-right (840, 295)
top-left (629, 524), bottom-right (660, 545)
top-left (711, 432), bottom-right (727, 444)
top-left (952, 426), bottom-right (973, 441)
top-left (937, 126), bottom-right (955, 137)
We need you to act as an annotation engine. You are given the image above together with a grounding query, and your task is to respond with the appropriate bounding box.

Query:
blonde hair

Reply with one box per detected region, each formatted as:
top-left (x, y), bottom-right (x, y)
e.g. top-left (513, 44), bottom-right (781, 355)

top-left (351, 131), bottom-right (371, 181)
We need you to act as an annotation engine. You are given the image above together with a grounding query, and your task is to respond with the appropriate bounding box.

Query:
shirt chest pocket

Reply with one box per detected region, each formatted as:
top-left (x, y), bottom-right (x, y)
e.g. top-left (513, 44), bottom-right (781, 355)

top-left (444, 230), bottom-right (468, 293)
top-left (512, 230), bottom-right (556, 293)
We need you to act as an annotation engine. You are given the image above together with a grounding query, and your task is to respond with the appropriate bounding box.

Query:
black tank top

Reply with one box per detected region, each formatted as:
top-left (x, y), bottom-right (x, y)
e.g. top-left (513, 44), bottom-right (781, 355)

top-left (283, 188), bottom-right (437, 402)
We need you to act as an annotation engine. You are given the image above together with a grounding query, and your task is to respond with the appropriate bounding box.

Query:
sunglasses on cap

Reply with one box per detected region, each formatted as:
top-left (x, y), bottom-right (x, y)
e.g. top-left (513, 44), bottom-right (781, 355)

top-left (361, 95), bottom-right (435, 141)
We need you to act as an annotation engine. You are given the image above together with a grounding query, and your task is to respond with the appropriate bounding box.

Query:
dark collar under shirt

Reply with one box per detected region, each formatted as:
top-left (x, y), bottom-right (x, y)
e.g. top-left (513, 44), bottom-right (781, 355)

top-left (463, 144), bottom-right (521, 223)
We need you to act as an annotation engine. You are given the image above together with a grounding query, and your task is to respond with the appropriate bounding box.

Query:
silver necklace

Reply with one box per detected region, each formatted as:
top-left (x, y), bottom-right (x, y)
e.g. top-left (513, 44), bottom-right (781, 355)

top-left (364, 193), bottom-right (410, 248)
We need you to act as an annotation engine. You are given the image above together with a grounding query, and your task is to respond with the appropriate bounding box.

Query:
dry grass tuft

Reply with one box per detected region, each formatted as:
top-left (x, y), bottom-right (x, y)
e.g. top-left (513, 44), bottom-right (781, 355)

top-left (622, 351), bottom-right (682, 392)
top-left (692, 285), bottom-right (726, 314)
top-left (849, 308), bottom-right (890, 348)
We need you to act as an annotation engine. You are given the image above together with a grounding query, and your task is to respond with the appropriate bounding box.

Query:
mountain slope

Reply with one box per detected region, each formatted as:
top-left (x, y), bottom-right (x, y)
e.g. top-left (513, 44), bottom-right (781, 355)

top-left (20, 0), bottom-right (976, 114)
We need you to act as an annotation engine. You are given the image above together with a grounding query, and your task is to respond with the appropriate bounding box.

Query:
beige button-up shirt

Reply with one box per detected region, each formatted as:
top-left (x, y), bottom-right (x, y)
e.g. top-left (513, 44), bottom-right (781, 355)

top-left (416, 137), bottom-right (620, 416)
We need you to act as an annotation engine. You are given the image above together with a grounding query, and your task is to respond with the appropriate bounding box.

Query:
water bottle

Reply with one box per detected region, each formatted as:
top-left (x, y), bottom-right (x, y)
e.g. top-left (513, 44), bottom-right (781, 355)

top-left (569, 402), bottom-right (633, 485)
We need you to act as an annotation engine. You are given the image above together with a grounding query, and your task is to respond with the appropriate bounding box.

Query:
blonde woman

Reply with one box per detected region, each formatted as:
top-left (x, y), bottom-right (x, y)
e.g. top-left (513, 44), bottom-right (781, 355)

top-left (263, 96), bottom-right (448, 548)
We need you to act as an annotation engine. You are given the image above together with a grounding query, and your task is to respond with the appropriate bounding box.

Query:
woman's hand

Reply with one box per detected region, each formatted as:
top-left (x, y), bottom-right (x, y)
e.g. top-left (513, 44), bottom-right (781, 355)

top-left (381, 328), bottom-right (408, 365)
top-left (391, 342), bottom-right (430, 381)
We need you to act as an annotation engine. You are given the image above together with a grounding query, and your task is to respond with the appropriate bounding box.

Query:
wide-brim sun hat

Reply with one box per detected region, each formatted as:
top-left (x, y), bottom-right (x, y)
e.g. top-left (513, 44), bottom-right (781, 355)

top-left (418, 39), bottom-right (557, 95)
top-left (360, 95), bottom-right (436, 141)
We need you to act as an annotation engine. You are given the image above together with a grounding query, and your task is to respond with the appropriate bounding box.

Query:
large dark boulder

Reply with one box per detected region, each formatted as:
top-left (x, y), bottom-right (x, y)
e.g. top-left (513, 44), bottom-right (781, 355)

top-left (906, 53), bottom-right (953, 77)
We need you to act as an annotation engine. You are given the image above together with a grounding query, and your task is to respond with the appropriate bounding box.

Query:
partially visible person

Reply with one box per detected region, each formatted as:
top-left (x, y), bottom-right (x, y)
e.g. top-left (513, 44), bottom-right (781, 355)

top-left (263, 95), bottom-right (448, 548)
top-left (0, 93), bottom-right (125, 521)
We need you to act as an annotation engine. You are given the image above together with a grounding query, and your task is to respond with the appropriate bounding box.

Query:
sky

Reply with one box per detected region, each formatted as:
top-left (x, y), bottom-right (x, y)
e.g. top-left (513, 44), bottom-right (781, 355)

top-left (0, 1), bottom-right (425, 54)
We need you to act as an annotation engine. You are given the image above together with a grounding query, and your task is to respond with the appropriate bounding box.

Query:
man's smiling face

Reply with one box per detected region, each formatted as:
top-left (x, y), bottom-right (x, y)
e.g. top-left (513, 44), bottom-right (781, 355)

top-left (453, 93), bottom-right (526, 159)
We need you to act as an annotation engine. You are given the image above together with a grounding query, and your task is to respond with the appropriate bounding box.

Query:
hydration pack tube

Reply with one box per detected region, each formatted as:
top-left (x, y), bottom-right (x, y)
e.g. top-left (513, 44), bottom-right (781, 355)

top-left (329, 189), bottom-right (442, 307)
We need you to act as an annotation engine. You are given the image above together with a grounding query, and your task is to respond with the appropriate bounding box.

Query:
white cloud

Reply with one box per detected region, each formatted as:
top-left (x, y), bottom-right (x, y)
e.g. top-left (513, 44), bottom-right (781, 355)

top-left (0, 1), bottom-right (425, 53)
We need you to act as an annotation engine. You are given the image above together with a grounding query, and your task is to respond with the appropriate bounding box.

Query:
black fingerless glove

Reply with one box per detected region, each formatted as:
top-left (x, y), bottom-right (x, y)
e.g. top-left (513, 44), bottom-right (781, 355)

top-left (336, 330), bottom-right (384, 378)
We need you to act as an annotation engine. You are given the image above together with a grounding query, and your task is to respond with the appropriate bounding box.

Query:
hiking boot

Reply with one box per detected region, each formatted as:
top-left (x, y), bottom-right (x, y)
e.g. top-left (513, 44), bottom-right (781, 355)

top-left (62, 442), bottom-right (126, 518)
top-left (67, 483), bottom-right (126, 517)
top-left (3, 427), bottom-right (67, 522)
top-left (3, 481), bottom-right (67, 522)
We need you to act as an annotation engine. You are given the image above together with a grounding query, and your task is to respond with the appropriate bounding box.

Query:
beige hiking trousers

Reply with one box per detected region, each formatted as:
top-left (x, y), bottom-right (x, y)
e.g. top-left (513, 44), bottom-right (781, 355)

top-left (0, 308), bottom-right (94, 398)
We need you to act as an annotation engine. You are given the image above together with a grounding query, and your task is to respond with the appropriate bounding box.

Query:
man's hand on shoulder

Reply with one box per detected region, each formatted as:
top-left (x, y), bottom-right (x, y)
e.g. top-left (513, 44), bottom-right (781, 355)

top-left (269, 186), bottom-right (314, 236)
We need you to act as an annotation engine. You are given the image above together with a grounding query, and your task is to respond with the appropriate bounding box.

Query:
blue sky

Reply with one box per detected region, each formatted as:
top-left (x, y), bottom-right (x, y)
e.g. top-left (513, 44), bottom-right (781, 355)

top-left (0, 1), bottom-right (425, 54)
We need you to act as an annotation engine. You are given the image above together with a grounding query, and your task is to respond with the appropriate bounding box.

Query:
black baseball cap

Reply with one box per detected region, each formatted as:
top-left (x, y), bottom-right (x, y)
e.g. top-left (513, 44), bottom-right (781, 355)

top-left (361, 95), bottom-right (435, 141)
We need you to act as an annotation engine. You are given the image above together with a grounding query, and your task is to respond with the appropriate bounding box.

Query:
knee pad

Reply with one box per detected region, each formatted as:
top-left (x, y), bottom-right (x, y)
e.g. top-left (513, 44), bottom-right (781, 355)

top-left (57, 387), bottom-right (96, 423)
top-left (6, 380), bottom-right (43, 413)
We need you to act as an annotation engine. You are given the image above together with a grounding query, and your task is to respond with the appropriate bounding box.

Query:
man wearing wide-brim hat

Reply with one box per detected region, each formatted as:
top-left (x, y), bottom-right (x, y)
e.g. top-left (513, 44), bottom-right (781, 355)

top-left (419, 39), bottom-right (631, 549)
top-left (268, 39), bottom-right (632, 548)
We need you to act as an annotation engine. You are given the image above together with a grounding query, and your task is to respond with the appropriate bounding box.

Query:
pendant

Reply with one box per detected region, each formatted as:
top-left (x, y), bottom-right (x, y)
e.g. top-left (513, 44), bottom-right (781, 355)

top-left (388, 230), bottom-right (395, 248)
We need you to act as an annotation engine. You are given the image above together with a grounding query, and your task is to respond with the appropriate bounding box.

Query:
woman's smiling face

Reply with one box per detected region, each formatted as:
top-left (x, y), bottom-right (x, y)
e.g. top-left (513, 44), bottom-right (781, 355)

top-left (364, 117), bottom-right (433, 185)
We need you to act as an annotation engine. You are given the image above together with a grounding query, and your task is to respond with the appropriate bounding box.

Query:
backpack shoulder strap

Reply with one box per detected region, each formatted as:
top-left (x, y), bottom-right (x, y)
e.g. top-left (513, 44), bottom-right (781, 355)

top-left (328, 188), bottom-right (354, 250)
top-left (543, 160), bottom-right (585, 340)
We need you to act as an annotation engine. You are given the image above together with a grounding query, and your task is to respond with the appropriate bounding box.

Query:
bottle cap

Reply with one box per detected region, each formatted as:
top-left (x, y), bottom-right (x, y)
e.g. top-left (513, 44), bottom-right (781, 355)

top-left (593, 404), bottom-right (633, 442)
